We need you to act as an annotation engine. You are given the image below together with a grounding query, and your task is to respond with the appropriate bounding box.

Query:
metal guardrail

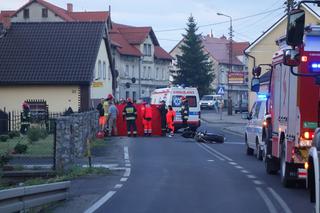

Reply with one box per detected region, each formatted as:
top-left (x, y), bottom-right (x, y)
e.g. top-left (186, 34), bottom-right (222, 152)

top-left (0, 181), bottom-right (70, 213)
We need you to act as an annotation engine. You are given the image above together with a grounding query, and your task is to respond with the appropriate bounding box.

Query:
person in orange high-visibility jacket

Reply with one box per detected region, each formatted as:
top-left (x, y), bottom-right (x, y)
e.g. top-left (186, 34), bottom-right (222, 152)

top-left (166, 105), bottom-right (176, 137)
top-left (142, 103), bottom-right (153, 136)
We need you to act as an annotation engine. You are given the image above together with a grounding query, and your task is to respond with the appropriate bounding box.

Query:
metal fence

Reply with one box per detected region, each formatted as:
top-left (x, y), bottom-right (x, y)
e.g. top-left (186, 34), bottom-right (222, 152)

top-left (0, 109), bottom-right (63, 135)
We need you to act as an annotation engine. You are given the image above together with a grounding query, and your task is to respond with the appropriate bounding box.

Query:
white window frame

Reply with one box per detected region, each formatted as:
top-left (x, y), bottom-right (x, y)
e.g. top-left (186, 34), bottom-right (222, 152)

top-left (97, 60), bottom-right (102, 79)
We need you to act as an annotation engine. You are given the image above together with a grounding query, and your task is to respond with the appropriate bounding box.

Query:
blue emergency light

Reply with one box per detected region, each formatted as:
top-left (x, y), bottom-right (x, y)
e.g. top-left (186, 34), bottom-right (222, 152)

top-left (310, 62), bottom-right (320, 72)
top-left (257, 93), bottom-right (268, 101)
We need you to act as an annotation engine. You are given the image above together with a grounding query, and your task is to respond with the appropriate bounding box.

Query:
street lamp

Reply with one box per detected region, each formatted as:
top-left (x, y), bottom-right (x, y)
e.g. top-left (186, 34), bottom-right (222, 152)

top-left (217, 12), bottom-right (233, 115)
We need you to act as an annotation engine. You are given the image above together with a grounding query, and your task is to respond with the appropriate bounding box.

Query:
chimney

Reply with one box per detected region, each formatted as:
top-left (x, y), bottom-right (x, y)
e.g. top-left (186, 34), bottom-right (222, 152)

top-left (2, 13), bottom-right (12, 29)
top-left (67, 3), bottom-right (73, 12)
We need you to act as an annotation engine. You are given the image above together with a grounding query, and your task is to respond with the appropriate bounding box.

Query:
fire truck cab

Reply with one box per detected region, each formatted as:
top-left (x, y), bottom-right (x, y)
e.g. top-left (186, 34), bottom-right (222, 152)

top-left (251, 7), bottom-right (320, 188)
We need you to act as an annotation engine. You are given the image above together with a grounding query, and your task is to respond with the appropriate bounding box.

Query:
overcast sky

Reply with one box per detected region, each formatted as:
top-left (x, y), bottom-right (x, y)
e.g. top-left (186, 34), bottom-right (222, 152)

top-left (1, 0), bottom-right (320, 51)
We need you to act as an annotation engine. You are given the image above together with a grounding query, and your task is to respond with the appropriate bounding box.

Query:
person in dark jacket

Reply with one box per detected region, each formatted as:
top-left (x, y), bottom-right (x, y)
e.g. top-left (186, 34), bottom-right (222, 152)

top-left (180, 96), bottom-right (189, 129)
top-left (158, 100), bottom-right (167, 136)
top-left (96, 99), bottom-right (105, 131)
top-left (122, 98), bottom-right (137, 137)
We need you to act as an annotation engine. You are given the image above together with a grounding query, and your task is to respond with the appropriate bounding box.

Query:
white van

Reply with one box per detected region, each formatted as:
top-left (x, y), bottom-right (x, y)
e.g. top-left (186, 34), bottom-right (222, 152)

top-left (151, 87), bottom-right (200, 130)
top-left (199, 95), bottom-right (222, 110)
top-left (245, 98), bottom-right (267, 160)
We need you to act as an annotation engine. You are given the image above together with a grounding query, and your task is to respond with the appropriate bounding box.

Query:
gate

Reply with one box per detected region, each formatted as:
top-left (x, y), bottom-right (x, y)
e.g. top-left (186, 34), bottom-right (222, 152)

top-left (0, 110), bottom-right (8, 135)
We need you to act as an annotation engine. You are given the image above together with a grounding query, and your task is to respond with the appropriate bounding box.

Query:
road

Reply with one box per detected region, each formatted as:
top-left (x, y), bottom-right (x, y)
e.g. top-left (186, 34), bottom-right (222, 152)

top-left (91, 112), bottom-right (314, 213)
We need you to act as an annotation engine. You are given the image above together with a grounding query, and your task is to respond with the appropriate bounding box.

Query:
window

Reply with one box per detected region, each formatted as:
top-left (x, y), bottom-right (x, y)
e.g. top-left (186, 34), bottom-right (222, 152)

top-left (172, 95), bottom-right (197, 107)
top-left (143, 44), bottom-right (148, 56)
top-left (126, 91), bottom-right (129, 99)
top-left (133, 91), bottom-right (136, 101)
top-left (161, 69), bottom-right (164, 80)
top-left (42, 8), bottom-right (48, 18)
top-left (132, 65), bottom-right (135, 78)
top-left (148, 44), bottom-right (152, 56)
top-left (103, 62), bottom-right (107, 80)
top-left (23, 9), bottom-right (29, 19)
top-left (97, 60), bottom-right (102, 79)
top-left (125, 65), bottom-right (129, 77)
top-left (148, 67), bottom-right (151, 79)
top-left (143, 66), bottom-right (146, 79)
top-left (156, 67), bottom-right (159, 79)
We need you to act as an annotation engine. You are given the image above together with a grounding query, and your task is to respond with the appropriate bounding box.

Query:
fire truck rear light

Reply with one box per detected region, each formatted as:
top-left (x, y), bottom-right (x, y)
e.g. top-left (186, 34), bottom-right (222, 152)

top-left (301, 56), bottom-right (308, 62)
top-left (304, 162), bottom-right (309, 170)
top-left (303, 131), bottom-right (314, 140)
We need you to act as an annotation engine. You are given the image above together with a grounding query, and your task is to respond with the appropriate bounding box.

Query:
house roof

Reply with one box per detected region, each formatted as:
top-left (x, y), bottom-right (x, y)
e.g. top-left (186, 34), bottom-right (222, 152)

top-left (9, 0), bottom-right (109, 22)
top-left (202, 36), bottom-right (249, 66)
top-left (0, 22), bottom-right (105, 85)
top-left (154, 46), bottom-right (173, 60)
top-left (110, 23), bottom-right (170, 60)
top-left (245, 4), bottom-right (320, 53)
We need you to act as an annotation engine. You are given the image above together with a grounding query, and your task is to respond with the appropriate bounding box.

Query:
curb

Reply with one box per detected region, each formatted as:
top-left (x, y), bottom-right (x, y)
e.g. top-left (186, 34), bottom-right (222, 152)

top-left (201, 118), bottom-right (246, 125)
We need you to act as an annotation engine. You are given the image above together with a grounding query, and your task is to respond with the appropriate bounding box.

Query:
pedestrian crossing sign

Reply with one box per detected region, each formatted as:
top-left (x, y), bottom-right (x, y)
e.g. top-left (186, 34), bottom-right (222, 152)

top-left (217, 87), bottom-right (224, 95)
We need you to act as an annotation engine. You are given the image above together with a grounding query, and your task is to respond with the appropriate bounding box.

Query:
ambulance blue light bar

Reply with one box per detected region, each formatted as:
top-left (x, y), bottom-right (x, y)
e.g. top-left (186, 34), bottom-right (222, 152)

top-left (310, 62), bottom-right (320, 72)
top-left (257, 93), bottom-right (268, 101)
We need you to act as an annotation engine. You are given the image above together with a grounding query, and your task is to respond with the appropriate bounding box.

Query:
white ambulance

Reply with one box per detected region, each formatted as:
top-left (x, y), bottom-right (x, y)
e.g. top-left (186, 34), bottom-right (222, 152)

top-left (151, 87), bottom-right (201, 130)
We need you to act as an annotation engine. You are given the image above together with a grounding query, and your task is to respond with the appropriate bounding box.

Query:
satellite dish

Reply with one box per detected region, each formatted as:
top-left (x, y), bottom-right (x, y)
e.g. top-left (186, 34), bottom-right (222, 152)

top-left (131, 77), bottom-right (136, 83)
top-left (125, 82), bottom-right (130, 88)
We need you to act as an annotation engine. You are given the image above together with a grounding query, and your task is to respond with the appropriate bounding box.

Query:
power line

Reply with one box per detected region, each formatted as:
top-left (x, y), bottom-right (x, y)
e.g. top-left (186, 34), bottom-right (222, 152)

top-left (155, 7), bottom-right (284, 33)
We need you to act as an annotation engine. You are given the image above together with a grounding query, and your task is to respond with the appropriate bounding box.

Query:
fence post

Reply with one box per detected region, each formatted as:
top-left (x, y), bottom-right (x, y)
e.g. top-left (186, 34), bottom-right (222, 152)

top-left (53, 119), bottom-right (56, 171)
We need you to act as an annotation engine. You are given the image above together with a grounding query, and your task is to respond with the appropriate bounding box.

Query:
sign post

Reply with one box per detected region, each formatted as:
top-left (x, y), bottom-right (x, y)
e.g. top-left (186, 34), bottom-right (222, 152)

top-left (217, 87), bottom-right (224, 120)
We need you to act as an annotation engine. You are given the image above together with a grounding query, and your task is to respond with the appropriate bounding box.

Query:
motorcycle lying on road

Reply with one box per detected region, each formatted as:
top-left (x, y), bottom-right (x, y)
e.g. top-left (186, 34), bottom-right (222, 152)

top-left (181, 128), bottom-right (225, 144)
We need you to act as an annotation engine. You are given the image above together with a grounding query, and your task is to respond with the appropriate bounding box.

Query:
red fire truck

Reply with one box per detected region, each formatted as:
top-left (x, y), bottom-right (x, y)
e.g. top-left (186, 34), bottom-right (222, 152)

top-left (251, 1), bottom-right (320, 187)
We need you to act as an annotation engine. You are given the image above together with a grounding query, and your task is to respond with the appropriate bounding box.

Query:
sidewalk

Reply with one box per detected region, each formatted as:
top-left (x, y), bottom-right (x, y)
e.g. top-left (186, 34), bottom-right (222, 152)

top-left (201, 110), bottom-right (247, 125)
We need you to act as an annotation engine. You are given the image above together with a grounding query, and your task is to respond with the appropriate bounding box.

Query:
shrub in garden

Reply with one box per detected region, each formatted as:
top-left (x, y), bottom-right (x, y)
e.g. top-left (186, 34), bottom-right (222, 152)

top-left (27, 127), bottom-right (41, 142)
top-left (14, 143), bottom-right (28, 154)
top-left (8, 131), bottom-right (20, 139)
top-left (0, 152), bottom-right (11, 167)
top-left (39, 129), bottom-right (48, 139)
top-left (0, 135), bottom-right (9, 142)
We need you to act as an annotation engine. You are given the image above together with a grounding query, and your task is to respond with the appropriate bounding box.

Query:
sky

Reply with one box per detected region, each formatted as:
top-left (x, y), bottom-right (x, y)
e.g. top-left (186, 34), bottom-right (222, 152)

top-left (1, 0), bottom-right (320, 52)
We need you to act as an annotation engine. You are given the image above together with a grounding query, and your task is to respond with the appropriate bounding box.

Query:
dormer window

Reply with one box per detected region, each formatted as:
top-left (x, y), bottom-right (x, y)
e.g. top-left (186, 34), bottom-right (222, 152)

top-left (23, 9), bottom-right (29, 19)
top-left (42, 8), bottom-right (48, 18)
top-left (143, 44), bottom-right (152, 56)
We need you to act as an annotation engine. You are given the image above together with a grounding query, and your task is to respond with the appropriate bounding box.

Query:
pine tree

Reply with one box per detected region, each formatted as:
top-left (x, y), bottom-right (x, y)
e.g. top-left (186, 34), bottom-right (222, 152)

top-left (173, 15), bottom-right (214, 97)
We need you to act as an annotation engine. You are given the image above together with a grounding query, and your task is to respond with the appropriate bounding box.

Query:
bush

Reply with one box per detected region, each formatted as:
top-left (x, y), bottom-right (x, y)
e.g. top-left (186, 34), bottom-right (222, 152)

top-left (39, 129), bottom-right (48, 139)
top-left (27, 127), bottom-right (41, 142)
top-left (8, 131), bottom-right (20, 139)
top-left (0, 152), bottom-right (11, 167)
top-left (14, 143), bottom-right (28, 154)
top-left (0, 135), bottom-right (9, 142)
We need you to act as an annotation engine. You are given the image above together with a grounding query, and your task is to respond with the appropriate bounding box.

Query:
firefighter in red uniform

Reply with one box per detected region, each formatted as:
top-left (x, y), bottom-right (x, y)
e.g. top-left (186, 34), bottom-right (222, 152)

top-left (166, 105), bottom-right (176, 137)
top-left (122, 98), bottom-right (137, 137)
top-left (142, 102), bottom-right (153, 136)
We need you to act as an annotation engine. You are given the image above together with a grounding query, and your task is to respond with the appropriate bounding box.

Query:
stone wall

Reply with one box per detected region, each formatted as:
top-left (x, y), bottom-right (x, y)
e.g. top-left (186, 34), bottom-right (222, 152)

top-left (55, 111), bottom-right (98, 172)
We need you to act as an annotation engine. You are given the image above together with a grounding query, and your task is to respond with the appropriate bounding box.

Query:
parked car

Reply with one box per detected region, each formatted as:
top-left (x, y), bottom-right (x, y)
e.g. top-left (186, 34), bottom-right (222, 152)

top-left (199, 95), bottom-right (221, 110)
top-left (234, 100), bottom-right (249, 113)
top-left (245, 100), bottom-right (266, 160)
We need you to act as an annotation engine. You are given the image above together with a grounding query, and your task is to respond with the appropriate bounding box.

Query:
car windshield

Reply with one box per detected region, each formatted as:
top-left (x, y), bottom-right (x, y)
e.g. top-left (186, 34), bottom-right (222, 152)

top-left (201, 96), bottom-right (213, 100)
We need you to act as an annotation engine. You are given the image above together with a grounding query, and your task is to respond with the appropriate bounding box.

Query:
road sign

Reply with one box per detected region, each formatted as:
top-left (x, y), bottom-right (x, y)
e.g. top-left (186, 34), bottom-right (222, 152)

top-left (217, 87), bottom-right (224, 95)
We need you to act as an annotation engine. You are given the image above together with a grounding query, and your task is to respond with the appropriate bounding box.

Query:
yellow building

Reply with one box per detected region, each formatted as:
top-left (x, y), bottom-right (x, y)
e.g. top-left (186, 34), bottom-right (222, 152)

top-left (245, 4), bottom-right (320, 110)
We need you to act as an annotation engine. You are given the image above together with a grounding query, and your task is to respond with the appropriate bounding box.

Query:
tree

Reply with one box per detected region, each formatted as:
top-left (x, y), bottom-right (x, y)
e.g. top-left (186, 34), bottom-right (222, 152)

top-left (173, 15), bottom-right (214, 97)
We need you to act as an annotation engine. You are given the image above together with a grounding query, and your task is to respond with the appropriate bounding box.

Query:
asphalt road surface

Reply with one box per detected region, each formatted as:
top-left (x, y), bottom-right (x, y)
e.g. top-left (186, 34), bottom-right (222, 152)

top-left (92, 119), bottom-right (314, 213)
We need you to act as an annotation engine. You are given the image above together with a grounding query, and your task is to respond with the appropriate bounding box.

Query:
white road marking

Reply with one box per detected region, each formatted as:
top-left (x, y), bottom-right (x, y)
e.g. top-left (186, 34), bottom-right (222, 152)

top-left (84, 191), bottom-right (116, 213)
top-left (124, 168), bottom-right (131, 177)
top-left (235, 165), bottom-right (244, 169)
top-left (207, 159), bottom-right (215, 162)
top-left (256, 187), bottom-right (277, 213)
top-left (197, 143), bottom-right (225, 161)
top-left (124, 146), bottom-right (129, 160)
top-left (114, 184), bottom-right (123, 189)
top-left (268, 187), bottom-right (293, 213)
top-left (241, 170), bottom-right (249, 174)
top-left (253, 180), bottom-right (264, 185)
top-left (125, 163), bottom-right (131, 167)
top-left (229, 162), bottom-right (237, 165)
top-left (247, 174), bottom-right (257, 179)
top-left (120, 178), bottom-right (128, 182)
top-left (202, 143), bottom-right (233, 161)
